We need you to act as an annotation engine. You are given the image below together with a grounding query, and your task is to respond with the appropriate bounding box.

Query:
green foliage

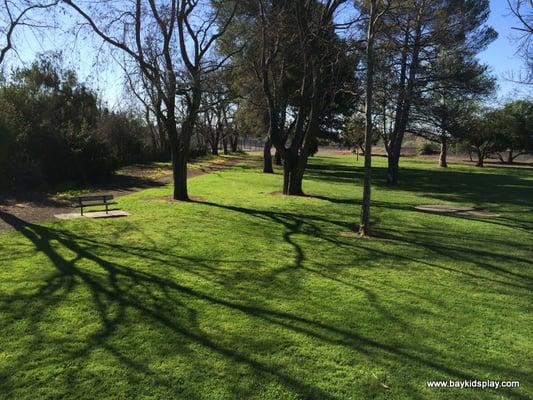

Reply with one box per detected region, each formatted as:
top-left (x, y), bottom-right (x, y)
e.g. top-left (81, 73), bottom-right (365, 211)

top-left (0, 97), bottom-right (28, 188)
top-left (0, 156), bottom-right (531, 399)
top-left (417, 142), bottom-right (439, 155)
top-left (339, 114), bottom-right (378, 152)
top-left (492, 100), bottom-right (533, 163)
top-left (0, 53), bottom-right (156, 190)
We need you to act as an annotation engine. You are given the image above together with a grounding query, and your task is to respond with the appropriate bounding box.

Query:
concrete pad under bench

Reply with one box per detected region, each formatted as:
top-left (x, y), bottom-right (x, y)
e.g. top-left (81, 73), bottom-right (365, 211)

top-left (55, 210), bottom-right (130, 220)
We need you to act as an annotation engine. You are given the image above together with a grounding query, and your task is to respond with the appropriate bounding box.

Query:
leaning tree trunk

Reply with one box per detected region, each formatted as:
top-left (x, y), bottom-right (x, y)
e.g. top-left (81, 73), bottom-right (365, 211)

top-left (263, 138), bottom-right (274, 173)
top-left (439, 138), bottom-right (448, 168)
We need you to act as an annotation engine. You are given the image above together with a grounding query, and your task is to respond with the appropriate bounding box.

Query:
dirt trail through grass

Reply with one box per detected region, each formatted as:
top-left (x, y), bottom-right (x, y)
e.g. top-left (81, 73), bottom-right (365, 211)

top-left (0, 156), bottom-right (245, 233)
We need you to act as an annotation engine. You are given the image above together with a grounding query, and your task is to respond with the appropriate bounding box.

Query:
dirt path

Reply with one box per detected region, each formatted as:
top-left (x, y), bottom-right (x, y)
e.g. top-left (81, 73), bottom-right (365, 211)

top-left (0, 157), bottom-right (246, 234)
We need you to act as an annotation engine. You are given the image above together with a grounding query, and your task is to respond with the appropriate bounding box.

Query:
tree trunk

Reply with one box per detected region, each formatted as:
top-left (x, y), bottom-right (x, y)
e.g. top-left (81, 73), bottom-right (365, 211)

top-left (386, 13), bottom-right (422, 186)
top-left (274, 150), bottom-right (282, 165)
top-left (282, 152), bottom-right (306, 196)
top-left (475, 148), bottom-right (484, 167)
top-left (387, 150), bottom-right (400, 185)
top-left (231, 135), bottom-right (239, 152)
top-left (360, 0), bottom-right (377, 237)
top-left (173, 149), bottom-right (189, 200)
top-left (507, 149), bottom-right (514, 164)
top-left (263, 138), bottom-right (274, 173)
top-left (439, 138), bottom-right (448, 168)
top-left (223, 138), bottom-right (228, 155)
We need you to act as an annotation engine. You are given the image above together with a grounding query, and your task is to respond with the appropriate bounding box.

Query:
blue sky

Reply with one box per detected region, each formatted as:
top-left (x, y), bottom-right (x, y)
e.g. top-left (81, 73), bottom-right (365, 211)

top-left (3, 0), bottom-right (531, 107)
top-left (478, 0), bottom-right (532, 102)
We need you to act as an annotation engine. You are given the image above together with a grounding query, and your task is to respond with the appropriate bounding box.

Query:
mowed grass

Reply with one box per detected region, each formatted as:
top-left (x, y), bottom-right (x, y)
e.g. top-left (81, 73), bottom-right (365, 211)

top-left (0, 155), bottom-right (531, 400)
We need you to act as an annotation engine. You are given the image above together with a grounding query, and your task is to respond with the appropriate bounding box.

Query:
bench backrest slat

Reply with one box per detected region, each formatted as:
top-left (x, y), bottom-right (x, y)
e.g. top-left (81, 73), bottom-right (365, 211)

top-left (77, 195), bottom-right (113, 201)
top-left (73, 195), bottom-right (114, 205)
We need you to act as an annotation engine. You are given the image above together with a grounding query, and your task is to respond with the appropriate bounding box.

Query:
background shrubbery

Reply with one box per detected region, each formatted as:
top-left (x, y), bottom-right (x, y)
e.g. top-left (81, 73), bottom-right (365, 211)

top-left (0, 54), bottom-right (157, 191)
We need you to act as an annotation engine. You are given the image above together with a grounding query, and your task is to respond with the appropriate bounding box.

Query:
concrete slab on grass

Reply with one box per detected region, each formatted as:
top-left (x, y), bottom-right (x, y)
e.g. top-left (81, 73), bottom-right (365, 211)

top-left (55, 210), bottom-right (130, 220)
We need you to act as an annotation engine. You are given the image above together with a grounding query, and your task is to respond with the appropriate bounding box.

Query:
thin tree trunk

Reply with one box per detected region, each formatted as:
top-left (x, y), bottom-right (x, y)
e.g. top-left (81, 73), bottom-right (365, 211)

top-left (439, 138), bottom-right (448, 168)
top-left (223, 138), bottom-right (229, 155)
top-left (263, 138), bottom-right (274, 173)
top-left (507, 149), bottom-right (514, 164)
top-left (475, 148), bottom-right (484, 167)
top-left (360, 0), bottom-right (377, 236)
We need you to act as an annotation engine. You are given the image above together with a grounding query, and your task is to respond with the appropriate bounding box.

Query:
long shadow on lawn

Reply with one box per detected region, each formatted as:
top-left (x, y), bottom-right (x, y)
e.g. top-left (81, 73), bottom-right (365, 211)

top-left (306, 162), bottom-right (533, 210)
top-left (0, 210), bottom-right (530, 399)
top-left (197, 200), bottom-right (532, 291)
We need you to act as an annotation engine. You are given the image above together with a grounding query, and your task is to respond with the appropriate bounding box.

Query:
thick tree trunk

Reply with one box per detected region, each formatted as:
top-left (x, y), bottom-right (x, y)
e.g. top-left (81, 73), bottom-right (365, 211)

top-left (274, 150), bottom-right (282, 165)
top-left (439, 139), bottom-right (448, 168)
top-left (263, 138), bottom-right (274, 173)
top-left (211, 144), bottom-right (219, 156)
top-left (173, 149), bottom-right (189, 200)
top-left (282, 155), bottom-right (306, 195)
top-left (387, 150), bottom-right (400, 185)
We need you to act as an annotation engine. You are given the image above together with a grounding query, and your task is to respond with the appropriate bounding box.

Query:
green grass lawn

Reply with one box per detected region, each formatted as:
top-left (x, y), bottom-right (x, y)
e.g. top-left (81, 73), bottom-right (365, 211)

top-left (0, 155), bottom-right (531, 400)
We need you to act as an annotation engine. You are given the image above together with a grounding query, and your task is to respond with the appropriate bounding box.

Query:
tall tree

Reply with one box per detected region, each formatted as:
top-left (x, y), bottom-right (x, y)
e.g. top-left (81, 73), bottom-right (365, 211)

top-left (357, 0), bottom-right (390, 237)
top-left (409, 53), bottom-right (495, 167)
top-left (63, 0), bottom-right (238, 200)
top-left (256, 0), bottom-right (356, 195)
top-left (374, 0), bottom-right (495, 184)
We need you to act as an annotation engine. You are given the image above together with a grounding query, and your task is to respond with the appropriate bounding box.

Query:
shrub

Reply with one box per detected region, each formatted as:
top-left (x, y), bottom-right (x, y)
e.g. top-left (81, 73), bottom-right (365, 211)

top-left (418, 142), bottom-right (439, 155)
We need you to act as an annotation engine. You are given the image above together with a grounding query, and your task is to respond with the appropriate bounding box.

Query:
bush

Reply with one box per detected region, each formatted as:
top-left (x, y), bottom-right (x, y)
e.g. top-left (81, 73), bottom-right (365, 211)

top-left (418, 142), bottom-right (439, 155)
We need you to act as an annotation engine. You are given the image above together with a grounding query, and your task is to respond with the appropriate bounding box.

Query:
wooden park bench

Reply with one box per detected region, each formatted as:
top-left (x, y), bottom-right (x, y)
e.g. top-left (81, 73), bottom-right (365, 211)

top-left (73, 194), bottom-right (117, 216)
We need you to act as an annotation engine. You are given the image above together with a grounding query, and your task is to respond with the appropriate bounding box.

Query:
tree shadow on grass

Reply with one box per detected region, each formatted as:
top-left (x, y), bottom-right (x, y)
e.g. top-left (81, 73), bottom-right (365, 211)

top-left (305, 162), bottom-right (533, 210)
top-left (0, 209), bottom-right (531, 399)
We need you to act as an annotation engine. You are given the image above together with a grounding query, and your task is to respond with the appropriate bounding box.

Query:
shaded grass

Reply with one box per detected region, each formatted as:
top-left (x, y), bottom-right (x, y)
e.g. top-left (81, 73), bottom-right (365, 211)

top-left (0, 155), bottom-right (531, 399)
